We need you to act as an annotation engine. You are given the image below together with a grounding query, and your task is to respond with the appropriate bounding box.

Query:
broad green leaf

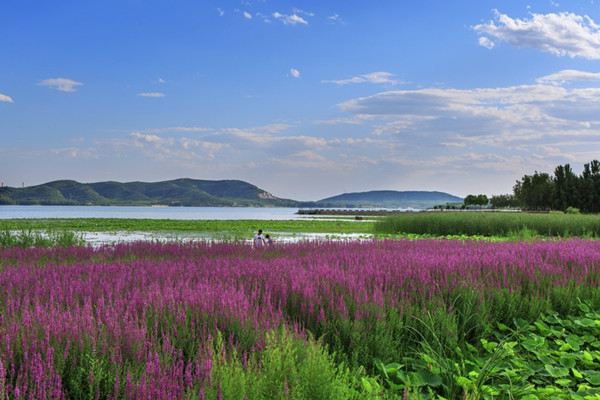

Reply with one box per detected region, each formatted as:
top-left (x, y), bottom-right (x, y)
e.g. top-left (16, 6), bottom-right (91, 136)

top-left (417, 369), bottom-right (443, 387)
top-left (545, 364), bottom-right (569, 378)
top-left (566, 334), bottom-right (583, 351)
top-left (555, 378), bottom-right (572, 386)
top-left (582, 351), bottom-right (594, 364)
top-left (455, 376), bottom-right (472, 388)
top-left (575, 318), bottom-right (595, 328)
top-left (560, 354), bottom-right (577, 369)
top-left (578, 302), bottom-right (591, 313)
top-left (497, 322), bottom-right (510, 332)
top-left (584, 370), bottom-right (600, 385)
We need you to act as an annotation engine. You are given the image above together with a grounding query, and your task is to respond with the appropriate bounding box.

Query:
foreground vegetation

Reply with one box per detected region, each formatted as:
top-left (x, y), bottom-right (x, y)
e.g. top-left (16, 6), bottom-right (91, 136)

top-left (1, 240), bottom-right (598, 399)
top-left (375, 212), bottom-right (600, 237)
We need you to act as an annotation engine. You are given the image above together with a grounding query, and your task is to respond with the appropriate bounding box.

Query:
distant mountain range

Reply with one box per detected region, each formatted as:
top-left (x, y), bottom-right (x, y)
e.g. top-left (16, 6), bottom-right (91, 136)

top-left (0, 179), bottom-right (462, 209)
top-left (0, 179), bottom-right (300, 207)
top-left (317, 190), bottom-right (463, 209)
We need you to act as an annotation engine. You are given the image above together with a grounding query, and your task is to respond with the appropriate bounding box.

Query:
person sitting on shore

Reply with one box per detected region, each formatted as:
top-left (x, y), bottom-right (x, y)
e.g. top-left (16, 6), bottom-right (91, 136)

top-left (253, 229), bottom-right (266, 249)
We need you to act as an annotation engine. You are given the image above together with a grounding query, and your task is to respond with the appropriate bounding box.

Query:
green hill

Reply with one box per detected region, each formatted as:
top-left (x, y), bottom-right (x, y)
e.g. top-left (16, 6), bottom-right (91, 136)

top-left (0, 179), bottom-right (302, 207)
top-left (317, 190), bottom-right (462, 209)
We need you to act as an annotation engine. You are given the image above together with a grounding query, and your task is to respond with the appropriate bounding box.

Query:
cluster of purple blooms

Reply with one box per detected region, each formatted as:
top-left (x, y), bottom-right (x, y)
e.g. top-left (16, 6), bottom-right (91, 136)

top-left (0, 239), bottom-right (599, 398)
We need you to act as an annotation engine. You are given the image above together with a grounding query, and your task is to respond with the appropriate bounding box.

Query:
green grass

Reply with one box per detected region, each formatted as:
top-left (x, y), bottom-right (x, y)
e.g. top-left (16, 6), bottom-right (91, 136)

top-left (0, 229), bottom-right (84, 247)
top-left (0, 218), bottom-right (375, 236)
top-left (375, 212), bottom-right (600, 237)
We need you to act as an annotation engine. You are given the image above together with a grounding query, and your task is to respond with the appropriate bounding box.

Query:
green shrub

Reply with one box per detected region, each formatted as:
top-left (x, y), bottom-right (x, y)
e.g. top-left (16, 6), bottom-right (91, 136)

top-left (206, 328), bottom-right (370, 400)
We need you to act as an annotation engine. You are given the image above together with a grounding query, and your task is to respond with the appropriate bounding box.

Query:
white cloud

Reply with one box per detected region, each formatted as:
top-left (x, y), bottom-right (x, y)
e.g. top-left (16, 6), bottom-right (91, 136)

top-left (322, 71), bottom-right (400, 86)
top-left (39, 78), bottom-right (83, 92)
top-left (473, 10), bottom-right (600, 59)
top-left (478, 36), bottom-right (495, 49)
top-left (158, 78), bottom-right (166, 84)
top-left (0, 93), bottom-right (13, 103)
top-left (272, 12), bottom-right (308, 25)
top-left (243, 11), bottom-right (252, 19)
top-left (289, 68), bottom-right (301, 78)
top-left (138, 92), bottom-right (165, 98)
top-left (217, 8), bottom-right (225, 17)
top-left (292, 8), bottom-right (314, 17)
top-left (536, 69), bottom-right (600, 84)
top-left (338, 71), bottom-right (600, 147)
top-left (131, 132), bottom-right (168, 145)
top-left (328, 14), bottom-right (341, 23)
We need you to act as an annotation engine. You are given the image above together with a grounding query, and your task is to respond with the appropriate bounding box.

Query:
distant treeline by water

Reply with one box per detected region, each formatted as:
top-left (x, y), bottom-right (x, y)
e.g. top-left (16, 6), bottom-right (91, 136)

top-left (490, 160), bottom-right (600, 213)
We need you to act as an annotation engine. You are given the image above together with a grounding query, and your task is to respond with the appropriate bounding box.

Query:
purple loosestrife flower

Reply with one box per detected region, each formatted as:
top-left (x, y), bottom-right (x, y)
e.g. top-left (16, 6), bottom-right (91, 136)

top-left (0, 240), bottom-right (599, 397)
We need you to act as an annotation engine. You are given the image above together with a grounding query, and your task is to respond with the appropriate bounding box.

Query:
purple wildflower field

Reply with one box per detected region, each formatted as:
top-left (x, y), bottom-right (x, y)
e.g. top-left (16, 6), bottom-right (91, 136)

top-left (0, 239), bottom-right (599, 399)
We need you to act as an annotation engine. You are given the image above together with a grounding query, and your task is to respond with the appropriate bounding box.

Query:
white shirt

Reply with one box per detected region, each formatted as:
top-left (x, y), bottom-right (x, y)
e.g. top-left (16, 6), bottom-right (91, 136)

top-left (253, 233), bottom-right (265, 248)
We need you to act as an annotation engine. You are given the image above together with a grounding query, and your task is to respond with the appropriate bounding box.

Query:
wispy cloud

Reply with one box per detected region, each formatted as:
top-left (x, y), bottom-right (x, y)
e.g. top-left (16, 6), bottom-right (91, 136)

top-left (217, 8), bottom-right (225, 17)
top-left (0, 93), bottom-right (13, 103)
top-left (138, 92), bottom-right (165, 98)
top-left (289, 68), bottom-right (301, 78)
top-left (292, 8), bottom-right (314, 17)
top-left (478, 36), bottom-right (495, 49)
top-left (39, 78), bottom-right (83, 92)
top-left (536, 69), bottom-right (600, 85)
top-left (328, 14), bottom-right (342, 23)
top-left (473, 10), bottom-right (600, 59)
top-left (272, 12), bottom-right (308, 25)
top-left (243, 11), bottom-right (252, 19)
top-left (322, 71), bottom-right (401, 86)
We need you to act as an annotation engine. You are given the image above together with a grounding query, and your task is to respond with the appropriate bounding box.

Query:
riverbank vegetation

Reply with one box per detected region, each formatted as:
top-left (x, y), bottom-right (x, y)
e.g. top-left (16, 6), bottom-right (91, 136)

top-left (375, 211), bottom-right (600, 237)
top-left (0, 218), bottom-right (375, 236)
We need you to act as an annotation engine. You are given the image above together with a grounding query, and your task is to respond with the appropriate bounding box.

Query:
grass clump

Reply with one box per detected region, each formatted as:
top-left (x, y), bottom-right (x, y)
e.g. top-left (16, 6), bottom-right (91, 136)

top-left (0, 230), bottom-right (84, 248)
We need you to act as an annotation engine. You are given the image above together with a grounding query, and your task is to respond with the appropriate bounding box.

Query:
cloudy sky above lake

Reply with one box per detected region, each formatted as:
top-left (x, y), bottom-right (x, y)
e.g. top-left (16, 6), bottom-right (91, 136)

top-left (2, 0), bottom-right (600, 200)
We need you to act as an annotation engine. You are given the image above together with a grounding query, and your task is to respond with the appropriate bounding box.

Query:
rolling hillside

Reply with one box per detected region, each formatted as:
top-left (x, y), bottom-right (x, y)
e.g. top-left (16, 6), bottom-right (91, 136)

top-left (0, 179), bottom-right (302, 207)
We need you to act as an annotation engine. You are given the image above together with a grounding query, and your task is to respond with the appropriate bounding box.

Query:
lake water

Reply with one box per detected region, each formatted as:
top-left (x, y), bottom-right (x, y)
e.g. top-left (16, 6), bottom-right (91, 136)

top-left (0, 205), bottom-right (378, 245)
top-left (0, 205), bottom-right (304, 220)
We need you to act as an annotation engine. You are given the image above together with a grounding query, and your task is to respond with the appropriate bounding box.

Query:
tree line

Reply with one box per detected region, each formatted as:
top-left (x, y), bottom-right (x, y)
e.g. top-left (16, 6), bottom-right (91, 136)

top-left (489, 160), bottom-right (600, 212)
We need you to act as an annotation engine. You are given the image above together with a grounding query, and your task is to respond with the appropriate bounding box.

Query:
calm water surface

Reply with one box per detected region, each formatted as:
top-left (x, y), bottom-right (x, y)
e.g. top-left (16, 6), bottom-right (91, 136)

top-left (0, 206), bottom-right (303, 220)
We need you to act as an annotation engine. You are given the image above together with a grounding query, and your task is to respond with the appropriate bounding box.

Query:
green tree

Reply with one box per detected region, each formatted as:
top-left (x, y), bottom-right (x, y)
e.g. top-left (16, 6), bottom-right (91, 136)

top-left (464, 194), bottom-right (489, 206)
top-left (513, 172), bottom-right (553, 211)
top-left (552, 164), bottom-right (579, 211)
top-left (490, 194), bottom-right (518, 209)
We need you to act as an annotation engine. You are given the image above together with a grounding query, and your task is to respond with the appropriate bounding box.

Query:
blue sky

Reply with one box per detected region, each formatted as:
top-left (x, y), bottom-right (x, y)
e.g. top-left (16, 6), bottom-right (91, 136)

top-left (2, 0), bottom-right (600, 200)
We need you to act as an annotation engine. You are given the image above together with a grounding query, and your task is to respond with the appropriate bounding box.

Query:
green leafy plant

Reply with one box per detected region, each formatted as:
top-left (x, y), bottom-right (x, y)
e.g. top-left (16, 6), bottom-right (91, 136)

top-left (372, 302), bottom-right (600, 399)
